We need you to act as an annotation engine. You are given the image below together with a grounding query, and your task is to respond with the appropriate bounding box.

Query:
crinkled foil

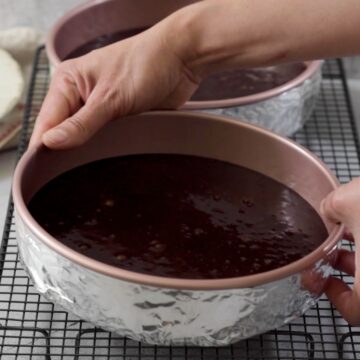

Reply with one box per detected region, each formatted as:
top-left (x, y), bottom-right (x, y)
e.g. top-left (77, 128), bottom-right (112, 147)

top-left (15, 212), bottom-right (335, 346)
top-left (200, 66), bottom-right (322, 137)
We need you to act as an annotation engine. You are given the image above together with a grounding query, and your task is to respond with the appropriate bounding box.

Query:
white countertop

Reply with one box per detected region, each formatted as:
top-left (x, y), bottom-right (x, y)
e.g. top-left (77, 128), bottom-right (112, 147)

top-left (0, 0), bottom-right (84, 32)
top-left (0, 150), bottom-right (16, 234)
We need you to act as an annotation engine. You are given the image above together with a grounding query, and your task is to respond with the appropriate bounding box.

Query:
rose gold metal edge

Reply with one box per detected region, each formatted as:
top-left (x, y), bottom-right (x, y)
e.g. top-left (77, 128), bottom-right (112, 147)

top-left (46, 0), bottom-right (109, 67)
top-left (182, 61), bottom-right (323, 109)
top-left (13, 111), bottom-right (343, 291)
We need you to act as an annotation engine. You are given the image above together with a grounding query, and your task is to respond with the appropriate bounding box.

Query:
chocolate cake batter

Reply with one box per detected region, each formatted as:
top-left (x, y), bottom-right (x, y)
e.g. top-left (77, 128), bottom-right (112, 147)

top-left (29, 155), bottom-right (327, 279)
top-left (191, 64), bottom-right (306, 100)
top-left (66, 27), bottom-right (147, 59)
top-left (65, 29), bottom-right (306, 100)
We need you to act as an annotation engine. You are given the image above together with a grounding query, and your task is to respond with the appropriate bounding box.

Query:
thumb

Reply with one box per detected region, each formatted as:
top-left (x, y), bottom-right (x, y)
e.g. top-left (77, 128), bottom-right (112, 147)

top-left (42, 99), bottom-right (113, 149)
top-left (321, 178), bottom-right (360, 325)
top-left (320, 178), bottom-right (360, 236)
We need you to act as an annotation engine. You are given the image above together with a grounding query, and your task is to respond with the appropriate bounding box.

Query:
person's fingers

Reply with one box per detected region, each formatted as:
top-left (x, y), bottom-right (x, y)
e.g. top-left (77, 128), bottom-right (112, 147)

top-left (30, 66), bottom-right (83, 147)
top-left (325, 276), bottom-right (360, 325)
top-left (320, 179), bottom-right (360, 324)
top-left (320, 178), bottom-right (360, 234)
top-left (42, 104), bottom-right (107, 149)
top-left (333, 249), bottom-right (355, 276)
top-left (42, 86), bottom-right (119, 149)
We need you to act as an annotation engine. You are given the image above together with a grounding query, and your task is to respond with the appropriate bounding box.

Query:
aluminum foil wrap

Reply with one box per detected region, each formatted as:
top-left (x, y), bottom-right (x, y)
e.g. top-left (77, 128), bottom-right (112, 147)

top-left (201, 67), bottom-right (322, 137)
top-left (16, 212), bottom-right (334, 346)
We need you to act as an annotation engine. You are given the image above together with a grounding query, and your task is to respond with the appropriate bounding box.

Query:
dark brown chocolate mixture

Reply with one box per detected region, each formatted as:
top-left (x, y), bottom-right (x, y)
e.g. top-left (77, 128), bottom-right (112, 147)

top-left (28, 155), bottom-right (327, 279)
top-left (65, 29), bottom-right (306, 100)
top-left (65, 27), bottom-right (147, 59)
top-left (191, 64), bottom-right (306, 100)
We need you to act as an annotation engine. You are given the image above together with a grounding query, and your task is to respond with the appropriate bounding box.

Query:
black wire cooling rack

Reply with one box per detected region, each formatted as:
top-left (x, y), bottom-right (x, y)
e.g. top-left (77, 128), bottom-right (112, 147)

top-left (1, 46), bottom-right (360, 359)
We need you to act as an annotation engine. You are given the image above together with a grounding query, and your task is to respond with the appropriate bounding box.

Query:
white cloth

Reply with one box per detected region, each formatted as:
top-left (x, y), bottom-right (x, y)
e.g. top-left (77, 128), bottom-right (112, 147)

top-left (0, 27), bottom-right (43, 150)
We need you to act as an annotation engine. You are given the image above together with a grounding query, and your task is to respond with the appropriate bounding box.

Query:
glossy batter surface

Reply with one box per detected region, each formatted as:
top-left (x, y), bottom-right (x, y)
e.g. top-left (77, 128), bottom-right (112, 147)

top-left (191, 64), bottom-right (306, 100)
top-left (65, 27), bottom-right (147, 59)
top-left (29, 155), bottom-right (327, 279)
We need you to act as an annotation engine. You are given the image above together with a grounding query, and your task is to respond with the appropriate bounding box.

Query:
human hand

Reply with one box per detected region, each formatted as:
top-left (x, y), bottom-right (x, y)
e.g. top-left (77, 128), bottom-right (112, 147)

top-left (31, 0), bottom-right (360, 150)
top-left (321, 178), bottom-right (360, 324)
top-left (30, 24), bottom-right (199, 149)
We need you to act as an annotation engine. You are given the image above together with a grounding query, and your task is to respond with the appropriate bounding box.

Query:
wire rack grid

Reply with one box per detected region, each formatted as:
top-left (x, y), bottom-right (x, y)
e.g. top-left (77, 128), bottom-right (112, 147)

top-left (0, 46), bottom-right (360, 359)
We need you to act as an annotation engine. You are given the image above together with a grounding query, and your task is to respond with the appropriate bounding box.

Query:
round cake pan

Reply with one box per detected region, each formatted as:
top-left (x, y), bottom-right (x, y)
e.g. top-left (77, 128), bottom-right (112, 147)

top-left (46, 0), bottom-right (322, 137)
top-left (186, 62), bottom-right (322, 136)
top-left (13, 111), bottom-right (343, 346)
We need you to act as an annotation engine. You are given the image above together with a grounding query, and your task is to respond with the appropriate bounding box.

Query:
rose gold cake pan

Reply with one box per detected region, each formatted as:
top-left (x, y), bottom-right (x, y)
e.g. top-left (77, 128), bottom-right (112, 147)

top-left (13, 111), bottom-right (343, 346)
top-left (46, 0), bottom-right (323, 137)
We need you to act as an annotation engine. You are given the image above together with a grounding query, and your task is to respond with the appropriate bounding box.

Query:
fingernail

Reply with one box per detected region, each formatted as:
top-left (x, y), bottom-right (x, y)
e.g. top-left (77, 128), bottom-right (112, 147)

top-left (43, 128), bottom-right (68, 145)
